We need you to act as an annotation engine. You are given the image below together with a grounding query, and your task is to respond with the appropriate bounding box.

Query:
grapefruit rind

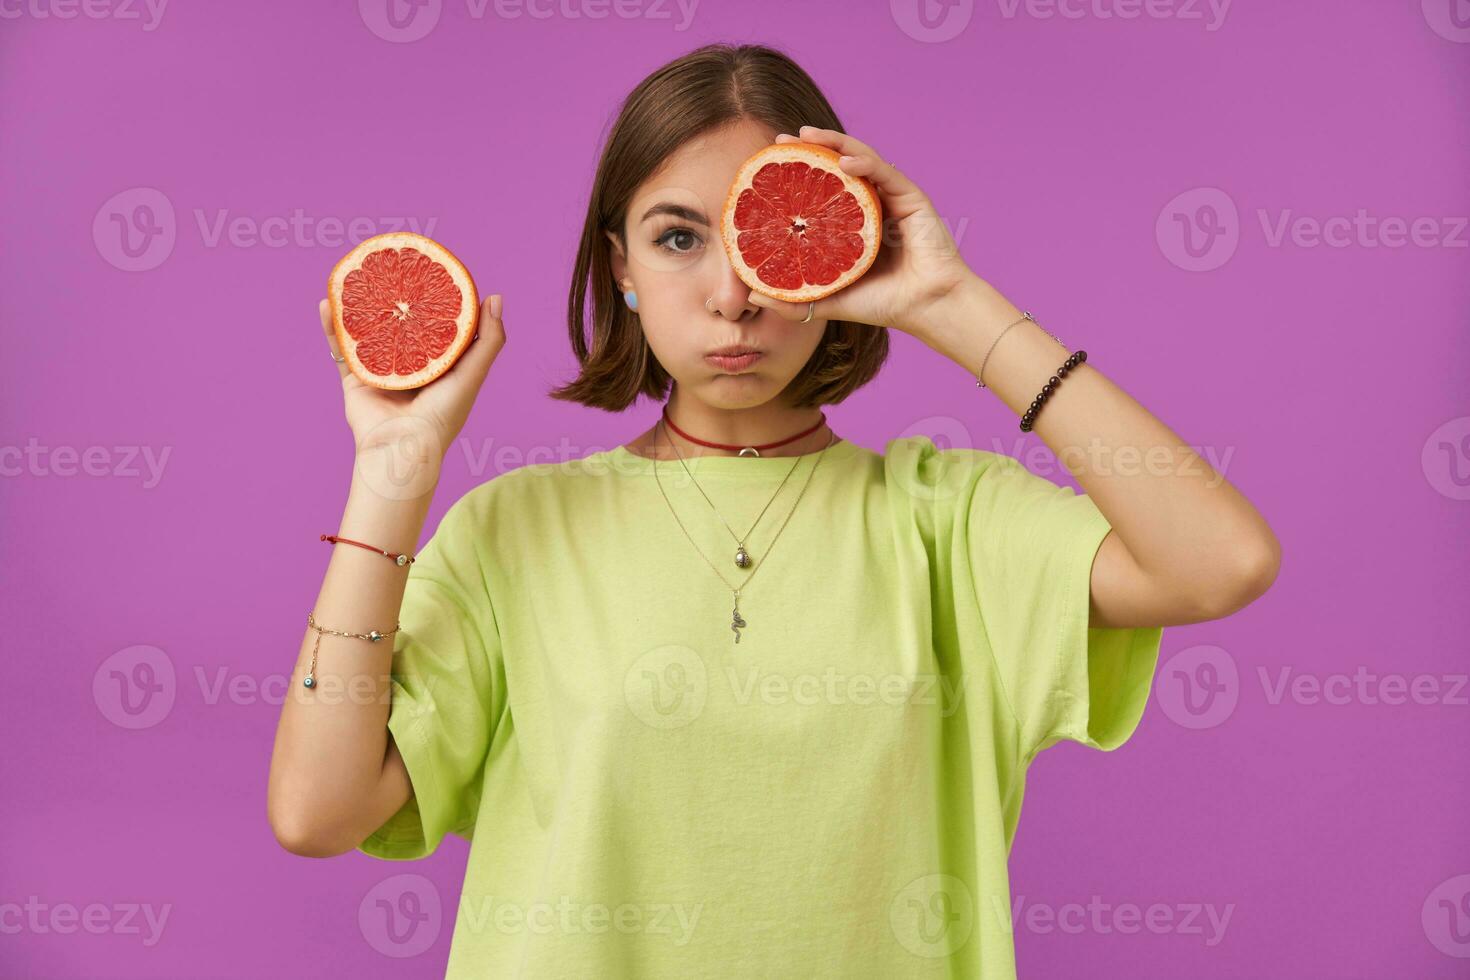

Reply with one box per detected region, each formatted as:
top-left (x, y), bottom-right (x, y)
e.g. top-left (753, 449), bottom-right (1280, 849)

top-left (327, 232), bottom-right (479, 391)
top-left (720, 141), bottom-right (882, 304)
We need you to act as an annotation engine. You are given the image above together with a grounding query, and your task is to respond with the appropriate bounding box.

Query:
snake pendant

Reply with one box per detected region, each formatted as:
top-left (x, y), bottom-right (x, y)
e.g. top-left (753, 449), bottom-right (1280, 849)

top-left (731, 594), bottom-right (747, 644)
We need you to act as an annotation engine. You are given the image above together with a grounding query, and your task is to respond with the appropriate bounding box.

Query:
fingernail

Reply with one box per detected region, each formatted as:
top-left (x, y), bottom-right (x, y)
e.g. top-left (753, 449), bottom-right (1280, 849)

top-left (490, 294), bottom-right (502, 319)
top-left (839, 155), bottom-right (857, 166)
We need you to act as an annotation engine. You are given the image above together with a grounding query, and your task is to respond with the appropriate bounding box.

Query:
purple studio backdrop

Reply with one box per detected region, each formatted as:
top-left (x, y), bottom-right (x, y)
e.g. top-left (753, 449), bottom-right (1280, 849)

top-left (3, 1), bottom-right (1468, 977)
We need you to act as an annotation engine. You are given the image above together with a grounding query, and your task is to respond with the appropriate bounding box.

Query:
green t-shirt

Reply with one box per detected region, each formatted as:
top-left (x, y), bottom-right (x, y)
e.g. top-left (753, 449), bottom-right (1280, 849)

top-left (357, 435), bottom-right (1163, 977)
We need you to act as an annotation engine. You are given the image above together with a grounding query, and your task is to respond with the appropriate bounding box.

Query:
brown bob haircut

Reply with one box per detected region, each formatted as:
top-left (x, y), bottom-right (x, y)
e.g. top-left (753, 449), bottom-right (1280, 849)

top-left (548, 42), bottom-right (890, 412)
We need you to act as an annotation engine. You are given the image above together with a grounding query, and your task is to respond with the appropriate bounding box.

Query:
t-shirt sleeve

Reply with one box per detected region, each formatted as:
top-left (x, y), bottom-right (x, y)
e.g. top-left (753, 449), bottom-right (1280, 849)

top-left (356, 493), bottom-right (506, 861)
top-left (964, 452), bottom-right (1163, 765)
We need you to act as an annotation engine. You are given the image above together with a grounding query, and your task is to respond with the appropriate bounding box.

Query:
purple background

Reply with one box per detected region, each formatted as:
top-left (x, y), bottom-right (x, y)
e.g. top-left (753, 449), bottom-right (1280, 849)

top-left (3, 0), bottom-right (1468, 976)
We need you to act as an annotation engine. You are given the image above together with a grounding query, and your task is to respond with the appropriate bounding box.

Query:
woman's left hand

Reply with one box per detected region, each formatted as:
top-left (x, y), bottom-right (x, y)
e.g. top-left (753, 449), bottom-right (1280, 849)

top-left (747, 125), bottom-right (977, 338)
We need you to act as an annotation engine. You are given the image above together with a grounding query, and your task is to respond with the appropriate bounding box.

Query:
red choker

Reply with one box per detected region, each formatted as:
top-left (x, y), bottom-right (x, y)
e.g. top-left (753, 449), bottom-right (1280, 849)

top-left (660, 405), bottom-right (828, 456)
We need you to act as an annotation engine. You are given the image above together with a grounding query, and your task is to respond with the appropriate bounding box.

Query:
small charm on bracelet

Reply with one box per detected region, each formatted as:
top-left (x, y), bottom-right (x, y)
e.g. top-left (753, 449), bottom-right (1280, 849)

top-left (301, 610), bottom-right (401, 689)
top-left (321, 533), bottom-right (415, 566)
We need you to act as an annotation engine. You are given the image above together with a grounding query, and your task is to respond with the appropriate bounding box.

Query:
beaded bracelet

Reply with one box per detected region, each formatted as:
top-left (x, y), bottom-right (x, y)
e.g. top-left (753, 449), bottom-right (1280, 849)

top-left (1019, 350), bottom-right (1087, 432)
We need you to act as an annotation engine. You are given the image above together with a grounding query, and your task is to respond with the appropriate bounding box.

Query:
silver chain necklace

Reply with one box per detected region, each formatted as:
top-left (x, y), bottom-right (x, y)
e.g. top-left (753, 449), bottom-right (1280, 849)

top-left (651, 418), bottom-right (839, 644)
top-left (667, 419), bottom-right (810, 570)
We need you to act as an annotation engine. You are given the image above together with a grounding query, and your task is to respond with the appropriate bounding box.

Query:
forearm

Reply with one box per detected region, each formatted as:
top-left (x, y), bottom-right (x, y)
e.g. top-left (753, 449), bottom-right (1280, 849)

top-left (267, 453), bottom-right (439, 854)
top-left (917, 275), bottom-right (1280, 596)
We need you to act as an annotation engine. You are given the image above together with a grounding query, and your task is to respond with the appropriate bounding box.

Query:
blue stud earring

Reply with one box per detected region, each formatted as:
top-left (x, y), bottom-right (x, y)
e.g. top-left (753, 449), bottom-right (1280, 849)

top-left (623, 288), bottom-right (638, 311)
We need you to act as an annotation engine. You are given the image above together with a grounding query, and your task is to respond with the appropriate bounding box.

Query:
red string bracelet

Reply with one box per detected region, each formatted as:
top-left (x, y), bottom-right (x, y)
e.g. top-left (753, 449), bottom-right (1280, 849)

top-left (321, 533), bottom-right (416, 567)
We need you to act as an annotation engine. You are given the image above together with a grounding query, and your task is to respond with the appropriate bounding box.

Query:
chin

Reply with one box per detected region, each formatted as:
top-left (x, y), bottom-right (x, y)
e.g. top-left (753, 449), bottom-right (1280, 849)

top-left (690, 379), bottom-right (780, 410)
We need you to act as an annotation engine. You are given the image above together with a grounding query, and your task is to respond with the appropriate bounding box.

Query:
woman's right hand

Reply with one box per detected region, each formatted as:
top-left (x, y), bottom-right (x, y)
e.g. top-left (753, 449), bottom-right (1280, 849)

top-left (319, 294), bottom-right (507, 471)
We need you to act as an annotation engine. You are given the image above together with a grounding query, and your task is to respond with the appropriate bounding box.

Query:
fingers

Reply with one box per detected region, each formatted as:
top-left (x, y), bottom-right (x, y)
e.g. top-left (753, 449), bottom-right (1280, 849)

top-left (794, 124), bottom-right (876, 166)
top-left (320, 299), bottom-right (351, 381)
top-left (441, 294), bottom-right (507, 385)
top-left (476, 293), bottom-right (507, 358)
top-left (793, 124), bottom-right (925, 204)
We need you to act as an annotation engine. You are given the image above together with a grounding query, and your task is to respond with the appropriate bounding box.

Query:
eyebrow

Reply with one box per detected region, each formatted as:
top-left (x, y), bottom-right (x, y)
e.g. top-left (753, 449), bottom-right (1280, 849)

top-left (639, 203), bottom-right (710, 227)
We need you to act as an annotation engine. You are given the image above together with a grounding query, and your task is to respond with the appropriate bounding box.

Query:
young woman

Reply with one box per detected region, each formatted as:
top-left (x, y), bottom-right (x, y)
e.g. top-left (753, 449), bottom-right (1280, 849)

top-left (269, 43), bottom-right (1279, 979)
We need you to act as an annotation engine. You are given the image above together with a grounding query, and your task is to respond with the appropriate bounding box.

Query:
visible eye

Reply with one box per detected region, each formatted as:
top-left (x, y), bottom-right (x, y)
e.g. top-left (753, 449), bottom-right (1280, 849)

top-left (653, 227), bottom-right (703, 255)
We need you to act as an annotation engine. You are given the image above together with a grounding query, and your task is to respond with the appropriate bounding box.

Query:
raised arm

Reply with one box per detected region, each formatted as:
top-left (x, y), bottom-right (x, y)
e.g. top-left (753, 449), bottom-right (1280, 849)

top-left (919, 276), bottom-right (1281, 629)
top-left (267, 470), bottom-right (430, 857)
top-left (267, 293), bottom-right (506, 857)
top-left (745, 126), bottom-right (1280, 630)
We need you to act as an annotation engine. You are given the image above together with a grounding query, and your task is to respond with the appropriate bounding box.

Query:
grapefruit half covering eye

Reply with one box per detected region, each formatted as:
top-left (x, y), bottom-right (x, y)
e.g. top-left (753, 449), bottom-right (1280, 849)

top-left (721, 141), bottom-right (882, 304)
top-left (327, 232), bottom-right (479, 390)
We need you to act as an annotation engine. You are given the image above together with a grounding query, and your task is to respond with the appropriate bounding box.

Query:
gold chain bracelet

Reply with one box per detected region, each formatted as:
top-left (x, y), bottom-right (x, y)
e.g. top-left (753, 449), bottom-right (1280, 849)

top-left (302, 610), bottom-right (400, 689)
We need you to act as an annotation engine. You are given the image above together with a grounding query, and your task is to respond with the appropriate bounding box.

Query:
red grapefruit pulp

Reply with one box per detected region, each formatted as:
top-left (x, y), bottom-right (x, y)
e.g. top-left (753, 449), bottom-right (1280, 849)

top-left (721, 141), bottom-right (882, 303)
top-left (327, 232), bottom-right (479, 390)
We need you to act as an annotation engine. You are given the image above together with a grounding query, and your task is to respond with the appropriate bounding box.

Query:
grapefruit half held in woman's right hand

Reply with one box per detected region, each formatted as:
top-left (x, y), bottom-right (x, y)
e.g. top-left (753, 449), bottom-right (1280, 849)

top-left (319, 290), bottom-right (506, 474)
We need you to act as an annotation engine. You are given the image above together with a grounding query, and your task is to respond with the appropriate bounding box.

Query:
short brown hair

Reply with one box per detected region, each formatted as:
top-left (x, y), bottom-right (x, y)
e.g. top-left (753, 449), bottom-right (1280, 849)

top-left (548, 42), bottom-right (890, 412)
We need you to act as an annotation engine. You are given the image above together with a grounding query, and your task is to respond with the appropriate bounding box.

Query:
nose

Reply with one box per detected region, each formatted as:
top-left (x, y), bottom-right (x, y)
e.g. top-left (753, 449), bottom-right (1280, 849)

top-left (706, 248), bottom-right (758, 321)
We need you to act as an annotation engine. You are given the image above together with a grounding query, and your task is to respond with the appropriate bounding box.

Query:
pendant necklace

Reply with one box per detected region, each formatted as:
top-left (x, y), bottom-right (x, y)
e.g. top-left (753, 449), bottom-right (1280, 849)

top-left (659, 404), bottom-right (828, 568)
top-left (650, 415), bottom-right (838, 643)
top-left (665, 415), bottom-right (809, 571)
